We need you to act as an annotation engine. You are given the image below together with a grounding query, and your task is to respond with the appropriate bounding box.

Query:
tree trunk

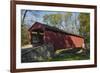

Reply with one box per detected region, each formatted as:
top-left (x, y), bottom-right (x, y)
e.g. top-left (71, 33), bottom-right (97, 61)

top-left (22, 10), bottom-right (28, 24)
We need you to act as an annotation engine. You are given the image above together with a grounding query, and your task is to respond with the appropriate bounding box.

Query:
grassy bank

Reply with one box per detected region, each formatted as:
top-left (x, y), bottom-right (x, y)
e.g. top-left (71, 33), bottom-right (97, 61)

top-left (50, 48), bottom-right (90, 61)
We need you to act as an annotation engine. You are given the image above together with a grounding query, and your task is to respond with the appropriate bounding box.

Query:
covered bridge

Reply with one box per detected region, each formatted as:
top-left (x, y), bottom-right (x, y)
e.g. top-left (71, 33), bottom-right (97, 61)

top-left (28, 22), bottom-right (85, 51)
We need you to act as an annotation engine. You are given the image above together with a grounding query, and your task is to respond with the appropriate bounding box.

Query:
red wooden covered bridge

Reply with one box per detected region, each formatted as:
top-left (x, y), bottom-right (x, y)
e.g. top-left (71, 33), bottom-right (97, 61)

top-left (28, 22), bottom-right (85, 51)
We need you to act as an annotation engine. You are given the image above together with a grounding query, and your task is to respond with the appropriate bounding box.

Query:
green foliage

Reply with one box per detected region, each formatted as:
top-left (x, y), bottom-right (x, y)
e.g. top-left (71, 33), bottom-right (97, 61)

top-left (21, 24), bottom-right (30, 46)
top-left (43, 12), bottom-right (80, 35)
top-left (79, 13), bottom-right (90, 49)
top-left (65, 12), bottom-right (72, 21)
top-left (43, 14), bottom-right (62, 27)
top-left (79, 13), bottom-right (90, 44)
top-left (79, 13), bottom-right (90, 34)
top-left (21, 10), bottom-right (31, 46)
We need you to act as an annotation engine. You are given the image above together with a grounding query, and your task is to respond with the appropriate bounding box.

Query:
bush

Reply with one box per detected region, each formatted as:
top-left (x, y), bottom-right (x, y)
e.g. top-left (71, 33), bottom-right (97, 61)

top-left (21, 24), bottom-right (30, 46)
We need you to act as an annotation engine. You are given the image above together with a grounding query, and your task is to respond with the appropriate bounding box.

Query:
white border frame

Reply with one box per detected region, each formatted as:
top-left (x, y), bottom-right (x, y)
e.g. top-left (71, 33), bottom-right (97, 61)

top-left (16, 5), bottom-right (95, 69)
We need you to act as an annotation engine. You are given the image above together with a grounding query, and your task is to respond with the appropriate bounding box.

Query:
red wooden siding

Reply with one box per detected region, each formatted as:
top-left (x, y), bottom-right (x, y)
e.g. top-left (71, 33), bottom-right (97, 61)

top-left (43, 31), bottom-right (84, 50)
top-left (44, 31), bottom-right (66, 50)
top-left (69, 36), bottom-right (84, 48)
top-left (29, 22), bottom-right (85, 51)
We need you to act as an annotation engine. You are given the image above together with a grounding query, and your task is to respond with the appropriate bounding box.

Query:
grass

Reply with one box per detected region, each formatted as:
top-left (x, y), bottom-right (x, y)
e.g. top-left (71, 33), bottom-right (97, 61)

top-left (50, 48), bottom-right (90, 61)
top-left (50, 53), bottom-right (90, 61)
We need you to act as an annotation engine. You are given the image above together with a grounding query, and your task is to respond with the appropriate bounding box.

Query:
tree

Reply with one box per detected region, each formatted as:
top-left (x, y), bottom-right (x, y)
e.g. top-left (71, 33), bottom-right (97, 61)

top-left (21, 24), bottom-right (30, 46)
top-left (43, 14), bottom-right (63, 28)
top-left (79, 13), bottom-right (90, 49)
top-left (64, 12), bottom-right (73, 33)
top-left (21, 10), bottom-right (30, 46)
top-left (22, 10), bottom-right (28, 24)
top-left (43, 12), bottom-right (80, 35)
